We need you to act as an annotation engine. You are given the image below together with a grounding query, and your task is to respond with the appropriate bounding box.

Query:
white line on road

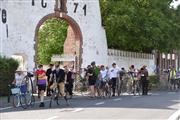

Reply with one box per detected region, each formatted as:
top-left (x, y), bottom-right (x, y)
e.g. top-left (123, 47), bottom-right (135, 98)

top-left (0, 99), bottom-right (50, 111)
top-left (95, 102), bottom-right (105, 105)
top-left (132, 96), bottom-right (141, 98)
top-left (149, 93), bottom-right (160, 96)
top-left (168, 92), bottom-right (176, 95)
top-left (168, 109), bottom-right (180, 120)
top-left (113, 98), bottom-right (122, 101)
top-left (0, 106), bottom-right (13, 111)
top-left (72, 108), bottom-right (84, 112)
top-left (45, 116), bottom-right (58, 120)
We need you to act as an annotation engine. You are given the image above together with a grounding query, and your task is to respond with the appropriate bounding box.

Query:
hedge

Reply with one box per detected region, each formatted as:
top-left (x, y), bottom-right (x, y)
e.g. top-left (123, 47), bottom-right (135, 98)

top-left (0, 56), bottom-right (19, 96)
top-left (148, 75), bottom-right (159, 90)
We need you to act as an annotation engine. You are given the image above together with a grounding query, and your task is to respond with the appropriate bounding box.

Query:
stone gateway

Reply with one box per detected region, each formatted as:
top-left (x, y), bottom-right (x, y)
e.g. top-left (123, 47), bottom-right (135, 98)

top-left (0, 0), bottom-right (108, 71)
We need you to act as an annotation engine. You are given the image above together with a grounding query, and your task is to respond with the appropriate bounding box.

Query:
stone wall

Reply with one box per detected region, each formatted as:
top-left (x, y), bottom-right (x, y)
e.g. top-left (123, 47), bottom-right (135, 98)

top-left (108, 49), bottom-right (155, 75)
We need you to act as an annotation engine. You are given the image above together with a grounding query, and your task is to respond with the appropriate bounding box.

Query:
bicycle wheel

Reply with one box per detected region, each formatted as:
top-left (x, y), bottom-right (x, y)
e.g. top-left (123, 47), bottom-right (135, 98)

top-left (20, 94), bottom-right (27, 109)
top-left (12, 94), bottom-right (20, 108)
top-left (25, 77), bottom-right (35, 107)
top-left (26, 92), bottom-right (35, 107)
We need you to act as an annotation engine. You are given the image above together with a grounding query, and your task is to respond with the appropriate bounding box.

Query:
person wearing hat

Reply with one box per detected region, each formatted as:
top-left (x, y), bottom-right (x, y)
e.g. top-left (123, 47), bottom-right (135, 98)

top-left (141, 65), bottom-right (149, 95)
top-left (110, 63), bottom-right (120, 96)
top-left (12, 68), bottom-right (26, 93)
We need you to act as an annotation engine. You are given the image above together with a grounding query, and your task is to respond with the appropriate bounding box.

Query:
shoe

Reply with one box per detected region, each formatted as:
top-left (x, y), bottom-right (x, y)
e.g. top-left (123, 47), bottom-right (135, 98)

top-left (54, 96), bottom-right (58, 100)
top-left (39, 102), bottom-right (45, 107)
top-left (64, 96), bottom-right (68, 101)
top-left (112, 94), bottom-right (115, 97)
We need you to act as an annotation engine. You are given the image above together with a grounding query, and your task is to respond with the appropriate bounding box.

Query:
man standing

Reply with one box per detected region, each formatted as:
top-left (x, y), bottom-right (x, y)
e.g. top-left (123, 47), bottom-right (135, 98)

top-left (141, 65), bottom-right (149, 95)
top-left (110, 63), bottom-right (119, 96)
top-left (53, 64), bottom-right (65, 97)
top-left (46, 64), bottom-right (54, 96)
top-left (36, 65), bottom-right (47, 107)
top-left (66, 67), bottom-right (75, 98)
top-left (169, 66), bottom-right (177, 91)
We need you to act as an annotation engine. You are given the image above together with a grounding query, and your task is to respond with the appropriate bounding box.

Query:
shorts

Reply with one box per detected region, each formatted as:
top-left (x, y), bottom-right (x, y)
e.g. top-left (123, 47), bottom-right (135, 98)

top-left (38, 84), bottom-right (46, 91)
top-left (170, 79), bottom-right (177, 85)
top-left (95, 80), bottom-right (101, 87)
top-left (88, 79), bottom-right (96, 86)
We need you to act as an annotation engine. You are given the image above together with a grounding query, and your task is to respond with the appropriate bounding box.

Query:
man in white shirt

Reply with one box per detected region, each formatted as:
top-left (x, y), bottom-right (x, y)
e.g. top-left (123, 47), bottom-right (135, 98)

top-left (110, 63), bottom-right (120, 96)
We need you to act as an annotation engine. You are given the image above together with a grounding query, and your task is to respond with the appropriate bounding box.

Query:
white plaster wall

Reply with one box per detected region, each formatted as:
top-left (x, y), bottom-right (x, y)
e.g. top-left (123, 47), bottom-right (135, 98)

top-left (108, 54), bottom-right (156, 75)
top-left (0, 0), bottom-right (108, 70)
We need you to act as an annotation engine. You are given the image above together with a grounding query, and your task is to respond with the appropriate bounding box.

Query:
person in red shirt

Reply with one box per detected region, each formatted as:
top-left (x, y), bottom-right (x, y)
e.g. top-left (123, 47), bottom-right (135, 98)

top-left (36, 64), bottom-right (47, 107)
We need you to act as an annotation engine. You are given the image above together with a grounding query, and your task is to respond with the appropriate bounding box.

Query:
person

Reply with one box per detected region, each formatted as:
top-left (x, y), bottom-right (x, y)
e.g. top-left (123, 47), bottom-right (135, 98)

top-left (141, 65), bottom-right (149, 95)
top-left (66, 67), bottom-right (76, 98)
top-left (46, 64), bottom-right (54, 96)
top-left (87, 65), bottom-right (96, 98)
top-left (91, 61), bottom-right (100, 97)
top-left (52, 64), bottom-right (67, 100)
top-left (110, 63), bottom-right (119, 96)
top-left (98, 65), bottom-right (108, 96)
top-left (36, 65), bottom-right (47, 107)
top-left (12, 69), bottom-right (26, 93)
top-left (169, 66), bottom-right (177, 91)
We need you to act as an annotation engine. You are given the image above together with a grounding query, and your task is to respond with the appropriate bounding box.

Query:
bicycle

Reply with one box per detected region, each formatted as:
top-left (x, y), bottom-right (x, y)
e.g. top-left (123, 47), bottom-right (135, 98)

top-left (49, 79), bottom-right (69, 108)
top-left (23, 72), bottom-right (35, 107)
top-left (102, 80), bottom-right (111, 98)
top-left (132, 79), bottom-right (141, 96)
top-left (9, 71), bottom-right (35, 109)
top-left (10, 84), bottom-right (27, 109)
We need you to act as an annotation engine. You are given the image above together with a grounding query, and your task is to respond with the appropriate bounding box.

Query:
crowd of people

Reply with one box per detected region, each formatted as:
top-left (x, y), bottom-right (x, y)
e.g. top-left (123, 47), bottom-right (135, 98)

top-left (82, 62), bottom-right (149, 98)
top-left (12, 61), bottom-right (179, 107)
top-left (13, 64), bottom-right (76, 107)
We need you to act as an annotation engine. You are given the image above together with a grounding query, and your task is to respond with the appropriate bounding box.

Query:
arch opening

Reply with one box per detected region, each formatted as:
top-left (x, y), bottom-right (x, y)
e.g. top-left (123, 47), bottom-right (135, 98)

top-left (34, 13), bottom-right (83, 71)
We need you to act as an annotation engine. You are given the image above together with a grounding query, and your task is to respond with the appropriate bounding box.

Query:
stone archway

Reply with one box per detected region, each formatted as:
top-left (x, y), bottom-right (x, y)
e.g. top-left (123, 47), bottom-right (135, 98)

top-left (34, 12), bottom-right (83, 71)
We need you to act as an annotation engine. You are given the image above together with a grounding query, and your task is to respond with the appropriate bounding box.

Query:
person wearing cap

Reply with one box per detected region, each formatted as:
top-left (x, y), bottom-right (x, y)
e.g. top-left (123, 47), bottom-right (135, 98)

top-left (141, 65), bottom-right (149, 95)
top-left (110, 63), bottom-right (120, 96)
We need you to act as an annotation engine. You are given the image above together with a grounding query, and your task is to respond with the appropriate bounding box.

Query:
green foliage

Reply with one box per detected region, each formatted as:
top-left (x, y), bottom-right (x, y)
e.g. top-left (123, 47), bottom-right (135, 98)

top-left (149, 75), bottom-right (159, 89)
top-left (0, 56), bottom-right (19, 96)
top-left (37, 18), bottom-right (68, 64)
top-left (100, 0), bottom-right (180, 53)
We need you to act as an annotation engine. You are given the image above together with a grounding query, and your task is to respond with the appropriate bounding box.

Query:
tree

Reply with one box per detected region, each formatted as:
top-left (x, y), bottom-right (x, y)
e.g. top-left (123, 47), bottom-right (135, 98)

top-left (100, 0), bottom-right (180, 53)
top-left (37, 18), bottom-right (68, 64)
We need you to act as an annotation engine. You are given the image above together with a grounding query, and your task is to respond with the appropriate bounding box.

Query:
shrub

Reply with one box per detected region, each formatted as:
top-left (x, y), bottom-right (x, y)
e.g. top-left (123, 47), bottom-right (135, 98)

top-left (148, 75), bottom-right (159, 90)
top-left (0, 56), bottom-right (19, 96)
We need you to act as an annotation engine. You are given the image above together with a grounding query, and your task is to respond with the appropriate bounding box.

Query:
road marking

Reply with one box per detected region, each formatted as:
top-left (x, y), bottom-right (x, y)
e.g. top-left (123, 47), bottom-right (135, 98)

top-left (168, 92), bottom-right (176, 95)
top-left (95, 102), bottom-right (105, 105)
top-left (132, 96), bottom-right (141, 98)
top-left (113, 98), bottom-right (122, 101)
top-left (0, 106), bottom-right (13, 111)
top-left (45, 116), bottom-right (58, 120)
top-left (0, 99), bottom-right (51, 111)
top-left (168, 109), bottom-right (180, 120)
top-left (149, 93), bottom-right (160, 96)
top-left (72, 108), bottom-right (84, 112)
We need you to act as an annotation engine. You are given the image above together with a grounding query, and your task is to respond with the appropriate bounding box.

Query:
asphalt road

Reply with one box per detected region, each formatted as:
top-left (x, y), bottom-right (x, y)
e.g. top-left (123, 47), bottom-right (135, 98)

top-left (0, 91), bottom-right (180, 120)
